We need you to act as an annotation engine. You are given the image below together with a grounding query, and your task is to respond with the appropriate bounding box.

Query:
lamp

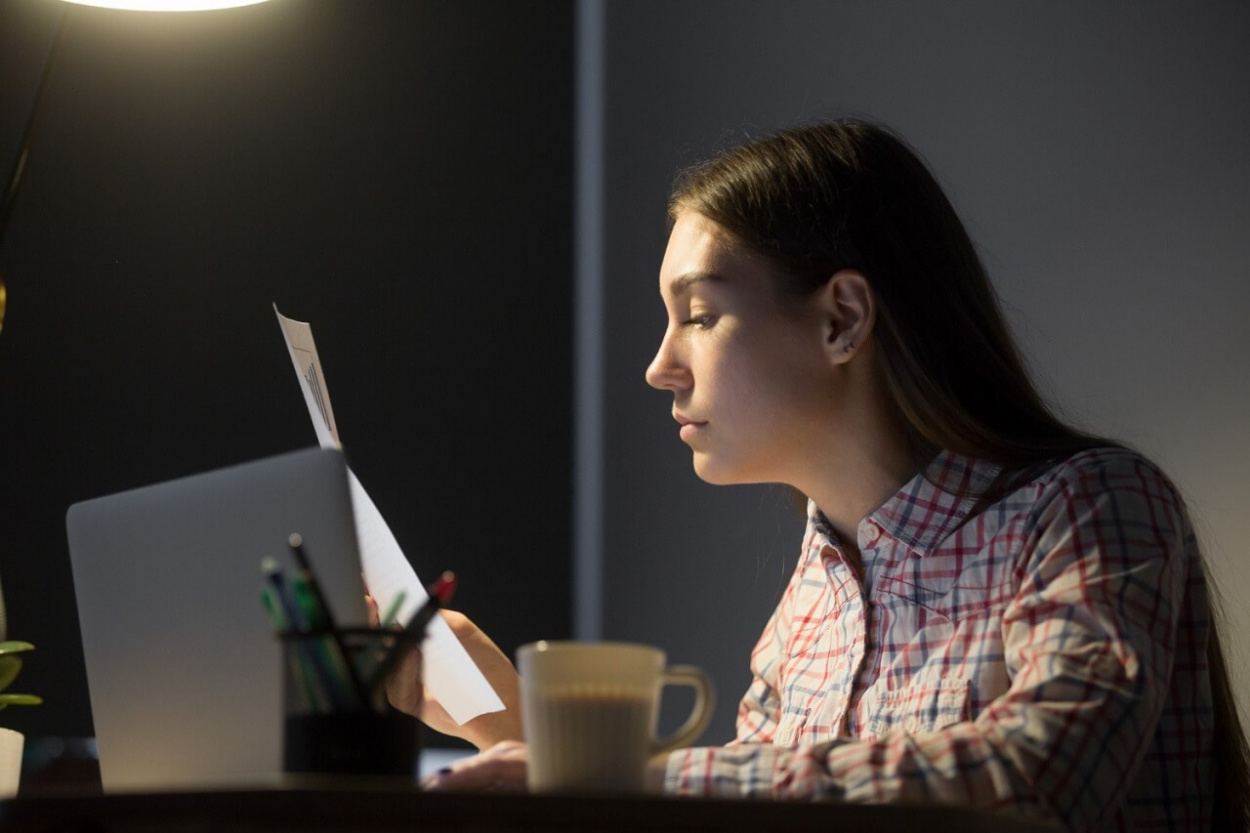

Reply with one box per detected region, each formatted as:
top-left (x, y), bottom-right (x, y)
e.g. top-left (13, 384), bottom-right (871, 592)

top-left (62, 1), bottom-right (269, 10)
top-left (0, 0), bottom-right (272, 336)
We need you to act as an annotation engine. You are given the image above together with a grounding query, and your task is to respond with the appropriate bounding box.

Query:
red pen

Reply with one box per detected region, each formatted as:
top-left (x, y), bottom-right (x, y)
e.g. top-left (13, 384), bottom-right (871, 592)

top-left (412, 571), bottom-right (457, 632)
top-left (366, 571), bottom-right (456, 693)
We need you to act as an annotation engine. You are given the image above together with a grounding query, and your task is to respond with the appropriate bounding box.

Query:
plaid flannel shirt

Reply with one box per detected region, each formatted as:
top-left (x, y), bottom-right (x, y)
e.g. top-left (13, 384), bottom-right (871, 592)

top-left (665, 448), bottom-right (1214, 831)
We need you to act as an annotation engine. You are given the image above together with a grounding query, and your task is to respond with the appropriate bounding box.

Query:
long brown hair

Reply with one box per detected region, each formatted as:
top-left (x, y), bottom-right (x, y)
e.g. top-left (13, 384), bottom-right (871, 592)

top-left (670, 119), bottom-right (1249, 826)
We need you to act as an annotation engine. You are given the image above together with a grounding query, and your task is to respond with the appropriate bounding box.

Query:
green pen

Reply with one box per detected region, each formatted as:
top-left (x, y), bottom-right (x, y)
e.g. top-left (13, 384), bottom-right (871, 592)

top-left (292, 575), bottom-right (359, 710)
top-left (287, 534), bottom-right (370, 709)
top-left (357, 590), bottom-right (408, 677)
top-left (260, 586), bottom-right (324, 714)
top-left (380, 590), bottom-right (407, 628)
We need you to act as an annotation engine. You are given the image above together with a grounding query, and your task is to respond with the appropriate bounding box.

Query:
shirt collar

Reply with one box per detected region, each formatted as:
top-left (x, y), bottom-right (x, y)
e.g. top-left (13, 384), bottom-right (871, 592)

top-left (808, 450), bottom-right (1003, 557)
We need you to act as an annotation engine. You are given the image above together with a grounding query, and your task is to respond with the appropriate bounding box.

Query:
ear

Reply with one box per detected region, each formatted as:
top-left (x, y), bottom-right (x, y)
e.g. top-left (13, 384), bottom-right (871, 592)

top-left (817, 269), bottom-right (876, 365)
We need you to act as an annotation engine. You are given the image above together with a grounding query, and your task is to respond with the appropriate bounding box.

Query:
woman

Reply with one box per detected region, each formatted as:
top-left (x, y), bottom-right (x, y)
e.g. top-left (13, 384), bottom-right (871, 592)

top-left (401, 120), bottom-right (1248, 830)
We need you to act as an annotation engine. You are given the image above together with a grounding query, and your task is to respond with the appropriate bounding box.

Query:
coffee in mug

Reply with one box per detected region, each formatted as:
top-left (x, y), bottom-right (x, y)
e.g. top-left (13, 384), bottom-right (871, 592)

top-left (517, 641), bottom-right (714, 794)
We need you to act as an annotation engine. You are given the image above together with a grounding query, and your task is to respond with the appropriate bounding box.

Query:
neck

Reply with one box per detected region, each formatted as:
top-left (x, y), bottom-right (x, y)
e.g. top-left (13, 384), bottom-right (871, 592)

top-left (795, 365), bottom-right (918, 546)
top-left (805, 444), bottom-right (916, 547)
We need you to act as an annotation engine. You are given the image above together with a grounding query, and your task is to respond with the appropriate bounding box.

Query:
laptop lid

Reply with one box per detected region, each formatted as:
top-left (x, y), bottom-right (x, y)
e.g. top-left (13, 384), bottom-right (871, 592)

top-left (66, 447), bottom-right (369, 792)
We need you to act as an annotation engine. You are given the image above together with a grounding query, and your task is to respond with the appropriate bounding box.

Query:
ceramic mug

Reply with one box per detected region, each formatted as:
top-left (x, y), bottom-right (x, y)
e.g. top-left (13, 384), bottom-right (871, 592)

top-left (518, 641), bottom-right (714, 794)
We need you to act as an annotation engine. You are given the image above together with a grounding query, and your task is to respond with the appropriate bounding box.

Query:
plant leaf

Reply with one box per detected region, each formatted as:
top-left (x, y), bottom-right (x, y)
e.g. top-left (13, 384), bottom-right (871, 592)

top-left (0, 694), bottom-right (41, 706)
top-left (0, 656), bottom-right (20, 692)
top-left (0, 642), bottom-right (34, 657)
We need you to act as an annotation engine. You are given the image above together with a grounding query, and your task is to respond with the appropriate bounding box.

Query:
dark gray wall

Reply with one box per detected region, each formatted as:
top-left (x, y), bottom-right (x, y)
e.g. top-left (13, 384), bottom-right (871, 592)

top-left (600, 1), bottom-right (1250, 742)
top-left (0, 0), bottom-right (574, 748)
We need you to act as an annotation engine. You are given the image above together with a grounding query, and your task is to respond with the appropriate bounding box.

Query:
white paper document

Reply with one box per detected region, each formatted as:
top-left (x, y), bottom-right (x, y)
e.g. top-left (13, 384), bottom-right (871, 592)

top-left (274, 304), bottom-right (505, 725)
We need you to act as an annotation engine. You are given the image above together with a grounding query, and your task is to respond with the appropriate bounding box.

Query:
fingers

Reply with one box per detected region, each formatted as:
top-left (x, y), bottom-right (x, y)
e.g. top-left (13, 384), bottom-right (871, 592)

top-left (438, 608), bottom-right (477, 639)
top-left (365, 593), bottom-right (380, 628)
top-left (384, 646), bottom-right (423, 717)
top-left (420, 741), bottom-right (529, 792)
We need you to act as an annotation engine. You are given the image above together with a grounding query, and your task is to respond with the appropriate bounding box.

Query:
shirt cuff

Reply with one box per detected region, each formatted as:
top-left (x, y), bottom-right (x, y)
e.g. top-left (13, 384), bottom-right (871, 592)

top-left (664, 744), bottom-right (816, 798)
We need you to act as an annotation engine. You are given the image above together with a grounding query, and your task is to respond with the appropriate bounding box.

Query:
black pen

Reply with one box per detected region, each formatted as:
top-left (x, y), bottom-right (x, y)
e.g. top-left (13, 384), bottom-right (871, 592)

top-left (367, 570), bottom-right (456, 695)
top-left (287, 531), bottom-right (369, 707)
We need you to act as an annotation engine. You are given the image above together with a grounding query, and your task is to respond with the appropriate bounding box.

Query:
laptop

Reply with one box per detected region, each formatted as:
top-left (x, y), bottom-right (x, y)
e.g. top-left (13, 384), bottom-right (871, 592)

top-left (66, 447), bottom-right (371, 792)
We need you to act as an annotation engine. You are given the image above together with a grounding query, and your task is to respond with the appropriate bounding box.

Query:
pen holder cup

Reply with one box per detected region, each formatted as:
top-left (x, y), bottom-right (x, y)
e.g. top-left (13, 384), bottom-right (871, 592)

top-left (279, 628), bottom-right (420, 780)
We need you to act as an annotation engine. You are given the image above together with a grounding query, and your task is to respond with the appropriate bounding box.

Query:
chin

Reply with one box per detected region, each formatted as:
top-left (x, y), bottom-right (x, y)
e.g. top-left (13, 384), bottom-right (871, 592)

top-left (692, 454), bottom-right (755, 486)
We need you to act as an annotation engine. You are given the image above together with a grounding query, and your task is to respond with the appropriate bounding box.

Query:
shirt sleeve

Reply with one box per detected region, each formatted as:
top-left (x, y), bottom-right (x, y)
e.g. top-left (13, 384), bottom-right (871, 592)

top-left (732, 630), bottom-right (783, 745)
top-left (663, 451), bottom-right (1194, 830)
top-left (730, 524), bottom-right (817, 746)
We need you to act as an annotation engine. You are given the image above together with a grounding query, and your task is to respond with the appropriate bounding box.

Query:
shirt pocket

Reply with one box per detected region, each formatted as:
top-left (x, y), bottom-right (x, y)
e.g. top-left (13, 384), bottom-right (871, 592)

top-left (862, 677), bottom-right (971, 739)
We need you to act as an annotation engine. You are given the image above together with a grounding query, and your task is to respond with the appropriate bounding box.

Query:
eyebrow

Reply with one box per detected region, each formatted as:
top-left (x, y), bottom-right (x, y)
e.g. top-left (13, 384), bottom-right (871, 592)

top-left (667, 271), bottom-right (725, 298)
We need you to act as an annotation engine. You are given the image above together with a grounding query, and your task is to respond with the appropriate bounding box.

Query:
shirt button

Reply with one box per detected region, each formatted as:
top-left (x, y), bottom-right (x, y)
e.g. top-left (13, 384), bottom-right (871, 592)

top-left (860, 520), bottom-right (880, 548)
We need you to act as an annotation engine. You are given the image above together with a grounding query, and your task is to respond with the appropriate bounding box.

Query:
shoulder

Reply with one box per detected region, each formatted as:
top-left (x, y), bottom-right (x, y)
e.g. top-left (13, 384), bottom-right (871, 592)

top-left (1032, 446), bottom-right (1178, 495)
top-left (1018, 446), bottom-right (1193, 549)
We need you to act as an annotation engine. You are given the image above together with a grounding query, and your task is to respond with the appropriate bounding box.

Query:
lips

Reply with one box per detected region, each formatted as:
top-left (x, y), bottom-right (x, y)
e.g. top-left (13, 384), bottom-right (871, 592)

top-left (674, 413), bottom-right (707, 443)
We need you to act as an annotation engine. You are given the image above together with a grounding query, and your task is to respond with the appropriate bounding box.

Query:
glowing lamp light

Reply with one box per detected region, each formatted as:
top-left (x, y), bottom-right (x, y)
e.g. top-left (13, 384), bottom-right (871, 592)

top-left (60, 0), bottom-right (269, 10)
top-left (0, 0), bottom-right (275, 339)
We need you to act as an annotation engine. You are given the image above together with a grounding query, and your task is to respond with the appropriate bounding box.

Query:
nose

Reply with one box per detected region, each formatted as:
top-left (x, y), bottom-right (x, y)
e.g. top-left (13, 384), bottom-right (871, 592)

top-left (645, 326), bottom-right (691, 391)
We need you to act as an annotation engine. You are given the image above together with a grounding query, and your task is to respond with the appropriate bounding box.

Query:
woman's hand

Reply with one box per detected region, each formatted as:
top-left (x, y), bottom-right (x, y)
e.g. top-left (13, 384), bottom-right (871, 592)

top-left (417, 608), bottom-right (523, 749)
top-left (364, 591), bottom-right (424, 715)
top-left (365, 593), bottom-right (523, 750)
top-left (422, 744), bottom-right (673, 794)
top-left (421, 740), bottom-right (529, 792)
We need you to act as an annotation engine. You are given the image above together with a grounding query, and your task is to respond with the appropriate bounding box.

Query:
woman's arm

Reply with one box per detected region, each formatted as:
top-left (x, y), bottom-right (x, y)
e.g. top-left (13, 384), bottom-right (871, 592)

top-left (731, 529), bottom-right (814, 747)
top-left (663, 452), bottom-right (1199, 830)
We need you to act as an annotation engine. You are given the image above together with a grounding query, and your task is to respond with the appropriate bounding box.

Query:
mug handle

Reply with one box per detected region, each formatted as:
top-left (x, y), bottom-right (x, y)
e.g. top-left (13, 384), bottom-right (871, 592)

top-left (650, 665), bottom-right (715, 755)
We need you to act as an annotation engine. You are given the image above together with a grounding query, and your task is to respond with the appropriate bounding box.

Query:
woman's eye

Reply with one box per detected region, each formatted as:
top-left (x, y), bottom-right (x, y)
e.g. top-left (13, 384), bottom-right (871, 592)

top-left (682, 314), bottom-right (716, 329)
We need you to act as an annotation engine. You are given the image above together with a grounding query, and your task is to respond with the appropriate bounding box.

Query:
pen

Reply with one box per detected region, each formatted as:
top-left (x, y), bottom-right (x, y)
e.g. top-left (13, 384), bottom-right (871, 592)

top-left (356, 590), bottom-right (408, 677)
top-left (287, 532), bottom-right (369, 707)
top-left (413, 571), bottom-right (457, 632)
top-left (291, 575), bottom-right (361, 710)
top-left (260, 586), bottom-right (323, 713)
top-left (380, 590), bottom-right (408, 628)
top-left (262, 557), bottom-right (342, 712)
top-left (366, 571), bottom-right (457, 695)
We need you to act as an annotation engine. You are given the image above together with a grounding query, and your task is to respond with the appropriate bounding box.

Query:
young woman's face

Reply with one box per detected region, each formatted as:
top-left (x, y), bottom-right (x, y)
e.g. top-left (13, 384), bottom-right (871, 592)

top-left (645, 212), bottom-right (838, 486)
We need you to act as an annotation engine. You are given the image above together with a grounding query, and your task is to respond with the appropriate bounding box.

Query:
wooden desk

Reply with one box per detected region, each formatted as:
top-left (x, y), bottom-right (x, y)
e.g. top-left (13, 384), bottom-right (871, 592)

top-left (0, 787), bottom-right (1060, 832)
